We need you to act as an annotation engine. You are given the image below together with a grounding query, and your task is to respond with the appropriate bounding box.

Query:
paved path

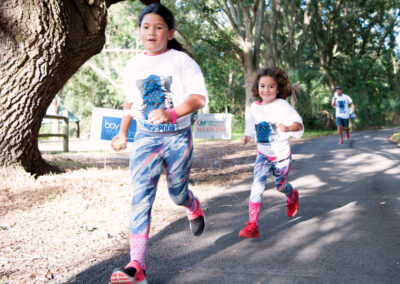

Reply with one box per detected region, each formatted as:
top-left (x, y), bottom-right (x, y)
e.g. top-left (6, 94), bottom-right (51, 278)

top-left (70, 128), bottom-right (400, 284)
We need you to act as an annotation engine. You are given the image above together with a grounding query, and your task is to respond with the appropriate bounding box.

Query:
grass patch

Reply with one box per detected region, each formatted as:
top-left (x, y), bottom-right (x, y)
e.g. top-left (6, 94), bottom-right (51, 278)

top-left (231, 125), bottom-right (244, 140)
top-left (392, 132), bottom-right (400, 142)
top-left (302, 129), bottom-right (336, 138)
top-left (389, 132), bottom-right (400, 146)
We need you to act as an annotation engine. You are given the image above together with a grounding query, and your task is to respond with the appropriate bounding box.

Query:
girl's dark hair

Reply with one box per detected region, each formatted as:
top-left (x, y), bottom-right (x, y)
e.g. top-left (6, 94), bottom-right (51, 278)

top-left (252, 67), bottom-right (292, 100)
top-left (138, 3), bottom-right (185, 52)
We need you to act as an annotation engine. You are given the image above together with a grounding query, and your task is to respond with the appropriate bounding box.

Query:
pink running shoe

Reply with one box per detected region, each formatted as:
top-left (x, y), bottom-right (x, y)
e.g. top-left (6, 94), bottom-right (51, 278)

top-left (287, 189), bottom-right (299, 218)
top-left (110, 260), bottom-right (147, 284)
top-left (346, 132), bottom-right (350, 139)
top-left (239, 221), bottom-right (260, 238)
top-left (339, 139), bottom-right (343, 144)
top-left (187, 199), bottom-right (205, 236)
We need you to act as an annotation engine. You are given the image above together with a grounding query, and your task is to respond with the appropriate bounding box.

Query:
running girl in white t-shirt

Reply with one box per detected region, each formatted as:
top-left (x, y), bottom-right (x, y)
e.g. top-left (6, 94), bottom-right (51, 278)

top-left (109, 4), bottom-right (208, 283)
top-left (239, 67), bottom-right (304, 239)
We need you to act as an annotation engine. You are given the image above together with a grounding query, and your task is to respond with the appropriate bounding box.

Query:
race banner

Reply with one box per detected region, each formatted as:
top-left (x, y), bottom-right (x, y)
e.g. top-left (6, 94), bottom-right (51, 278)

top-left (90, 108), bottom-right (232, 145)
top-left (193, 113), bottom-right (232, 140)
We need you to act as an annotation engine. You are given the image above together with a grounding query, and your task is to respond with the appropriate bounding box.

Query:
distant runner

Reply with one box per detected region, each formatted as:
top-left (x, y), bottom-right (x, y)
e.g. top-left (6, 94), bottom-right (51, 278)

top-left (331, 86), bottom-right (356, 144)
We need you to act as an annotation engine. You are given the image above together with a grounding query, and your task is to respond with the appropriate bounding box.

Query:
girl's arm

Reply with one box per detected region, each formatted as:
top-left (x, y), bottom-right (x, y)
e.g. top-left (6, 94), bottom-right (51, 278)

top-left (276, 122), bottom-right (303, 133)
top-left (331, 92), bottom-right (337, 108)
top-left (148, 94), bottom-right (206, 124)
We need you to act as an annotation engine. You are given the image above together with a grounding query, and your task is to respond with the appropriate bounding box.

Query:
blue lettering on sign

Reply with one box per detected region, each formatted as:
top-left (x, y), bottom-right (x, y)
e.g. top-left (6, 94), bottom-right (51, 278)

top-left (101, 116), bottom-right (136, 142)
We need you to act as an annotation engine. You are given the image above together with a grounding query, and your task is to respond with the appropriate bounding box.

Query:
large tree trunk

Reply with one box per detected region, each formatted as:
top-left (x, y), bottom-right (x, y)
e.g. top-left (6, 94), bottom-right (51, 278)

top-left (220, 0), bottom-right (264, 123)
top-left (243, 56), bottom-right (257, 124)
top-left (0, 0), bottom-right (121, 176)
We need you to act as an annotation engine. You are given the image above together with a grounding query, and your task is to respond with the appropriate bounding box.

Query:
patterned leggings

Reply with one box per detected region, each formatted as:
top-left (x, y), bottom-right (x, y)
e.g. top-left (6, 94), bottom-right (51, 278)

top-left (129, 128), bottom-right (195, 235)
top-left (249, 153), bottom-right (293, 203)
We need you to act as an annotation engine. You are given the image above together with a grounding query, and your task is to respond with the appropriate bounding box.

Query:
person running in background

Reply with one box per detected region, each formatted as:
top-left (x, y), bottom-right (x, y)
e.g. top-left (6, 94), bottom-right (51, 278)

top-left (109, 3), bottom-right (208, 283)
top-left (331, 86), bottom-right (356, 144)
top-left (239, 67), bottom-right (304, 239)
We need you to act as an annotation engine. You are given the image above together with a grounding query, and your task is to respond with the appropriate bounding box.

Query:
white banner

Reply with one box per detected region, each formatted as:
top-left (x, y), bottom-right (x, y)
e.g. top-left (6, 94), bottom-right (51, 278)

top-left (193, 113), bottom-right (232, 140)
top-left (90, 108), bottom-right (232, 146)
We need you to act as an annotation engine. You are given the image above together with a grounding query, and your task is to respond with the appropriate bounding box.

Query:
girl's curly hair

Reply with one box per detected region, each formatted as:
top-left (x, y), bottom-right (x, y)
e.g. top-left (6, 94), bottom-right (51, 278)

top-left (252, 67), bottom-right (292, 100)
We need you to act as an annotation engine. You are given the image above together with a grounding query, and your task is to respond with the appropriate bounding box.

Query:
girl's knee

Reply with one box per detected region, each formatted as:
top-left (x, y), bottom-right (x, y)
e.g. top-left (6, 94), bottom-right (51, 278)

top-left (170, 192), bottom-right (188, 206)
top-left (277, 183), bottom-right (292, 195)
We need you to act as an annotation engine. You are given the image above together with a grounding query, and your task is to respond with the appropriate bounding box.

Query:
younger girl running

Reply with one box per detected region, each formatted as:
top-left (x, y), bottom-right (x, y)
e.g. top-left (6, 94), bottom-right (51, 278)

top-left (109, 4), bottom-right (208, 283)
top-left (239, 67), bottom-right (303, 239)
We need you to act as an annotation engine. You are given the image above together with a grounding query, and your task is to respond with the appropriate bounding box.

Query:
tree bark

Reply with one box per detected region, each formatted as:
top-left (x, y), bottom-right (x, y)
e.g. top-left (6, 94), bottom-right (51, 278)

top-left (0, 0), bottom-right (119, 176)
top-left (221, 0), bottom-right (264, 123)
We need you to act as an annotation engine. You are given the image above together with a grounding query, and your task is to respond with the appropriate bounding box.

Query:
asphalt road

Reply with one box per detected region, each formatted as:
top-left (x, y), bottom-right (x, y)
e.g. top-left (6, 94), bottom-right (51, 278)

top-left (70, 127), bottom-right (400, 284)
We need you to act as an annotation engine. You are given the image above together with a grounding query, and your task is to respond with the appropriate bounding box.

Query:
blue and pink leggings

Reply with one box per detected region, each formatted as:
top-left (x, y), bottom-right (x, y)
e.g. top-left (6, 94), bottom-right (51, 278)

top-left (248, 153), bottom-right (294, 224)
top-left (128, 128), bottom-right (196, 268)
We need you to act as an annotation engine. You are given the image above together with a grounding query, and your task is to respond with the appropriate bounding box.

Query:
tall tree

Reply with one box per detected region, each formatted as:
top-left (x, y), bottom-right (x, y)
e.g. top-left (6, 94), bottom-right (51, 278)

top-left (308, 0), bottom-right (400, 87)
top-left (221, 0), bottom-right (265, 121)
top-left (0, 0), bottom-right (123, 175)
top-left (261, 0), bottom-right (314, 69)
top-left (185, 0), bottom-right (266, 122)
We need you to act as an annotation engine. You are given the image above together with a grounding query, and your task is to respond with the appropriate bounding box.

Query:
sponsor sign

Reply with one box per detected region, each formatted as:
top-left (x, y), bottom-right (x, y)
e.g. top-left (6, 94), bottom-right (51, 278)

top-left (193, 113), bottom-right (232, 140)
top-left (100, 116), bottom-right (136, 142)
top-left (90, 108), bottom-right (232, 146)
top-left (90, 108), bottom-right (136, 146)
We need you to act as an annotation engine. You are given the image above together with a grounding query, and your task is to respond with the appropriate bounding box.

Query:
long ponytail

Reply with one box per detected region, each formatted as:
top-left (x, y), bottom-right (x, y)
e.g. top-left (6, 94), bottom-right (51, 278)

top-left (167, 38), bottom-right (183, 51)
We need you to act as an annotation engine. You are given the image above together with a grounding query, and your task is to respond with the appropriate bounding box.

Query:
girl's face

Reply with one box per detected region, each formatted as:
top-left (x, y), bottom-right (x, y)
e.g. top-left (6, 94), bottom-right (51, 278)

top-left (139, 13), bottom-right (174, 55)
top-left (258, 75), bottom-right (278, 104)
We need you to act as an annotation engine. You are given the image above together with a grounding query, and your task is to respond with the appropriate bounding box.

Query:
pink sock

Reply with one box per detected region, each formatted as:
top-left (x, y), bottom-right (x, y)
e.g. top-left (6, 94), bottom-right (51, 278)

top-left (185, 196), bottom-right (198, 214)
top-left (129, 234), bottom-right (148, 269)
top-left (249, 202), bottom-right (261, 225)
top-left (286, 190), bottom-right (296, 203)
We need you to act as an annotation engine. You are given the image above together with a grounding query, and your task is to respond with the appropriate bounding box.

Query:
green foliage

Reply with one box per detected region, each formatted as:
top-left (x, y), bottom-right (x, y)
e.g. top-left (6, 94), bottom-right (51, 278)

top-left (195, 44), bottom-right (245, 116)
top-left (287, 67), bottom-right (335, 130)
top-left (57, 0), bottom-right (400, 136)
top-left (231, 116), bottom-right (245, 140)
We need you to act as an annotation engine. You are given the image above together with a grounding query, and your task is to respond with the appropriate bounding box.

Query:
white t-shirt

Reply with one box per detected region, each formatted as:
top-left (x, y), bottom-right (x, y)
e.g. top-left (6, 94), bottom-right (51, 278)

top-left (331, 93), bottom-right (353, 119)
top-left (245, 99), bottom-right (304, 160)
top-left (123, 49), bottom-right (208, 132)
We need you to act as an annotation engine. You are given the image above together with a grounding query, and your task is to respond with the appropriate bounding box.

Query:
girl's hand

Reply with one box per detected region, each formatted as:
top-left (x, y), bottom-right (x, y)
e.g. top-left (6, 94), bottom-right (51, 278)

top-left (277, 123), bottom-right (289, 132)
top-left (148, 109), bottom-right (172, 124)
top-left (242, 135), bottom-right (251, 145)
top-left (111, 134), bottom-right (127, 152)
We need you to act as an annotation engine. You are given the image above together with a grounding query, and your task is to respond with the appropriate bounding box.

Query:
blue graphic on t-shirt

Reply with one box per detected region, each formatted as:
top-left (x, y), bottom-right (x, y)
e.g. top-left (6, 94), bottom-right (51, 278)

top-left (338, 100), bottom-right (346, 113)
top-left (136, 74), bottom-right (174, 120)
top-left (139, 75), bottom-right (165, 119)
top-left (255, 122), bottom-right (273, 143)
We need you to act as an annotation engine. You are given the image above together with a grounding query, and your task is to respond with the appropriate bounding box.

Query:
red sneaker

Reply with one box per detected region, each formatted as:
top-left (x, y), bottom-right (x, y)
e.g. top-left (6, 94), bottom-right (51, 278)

top-left (286, 189), bottom-right (299, 218)
top-left (239, 221), bottom-right (260, 238)
top-left (339, 139), bottom-right (343, 144)
top-left (346, 132), bottom-right (350, 139)
top-left (110, 260), bottom-right (147, 284)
